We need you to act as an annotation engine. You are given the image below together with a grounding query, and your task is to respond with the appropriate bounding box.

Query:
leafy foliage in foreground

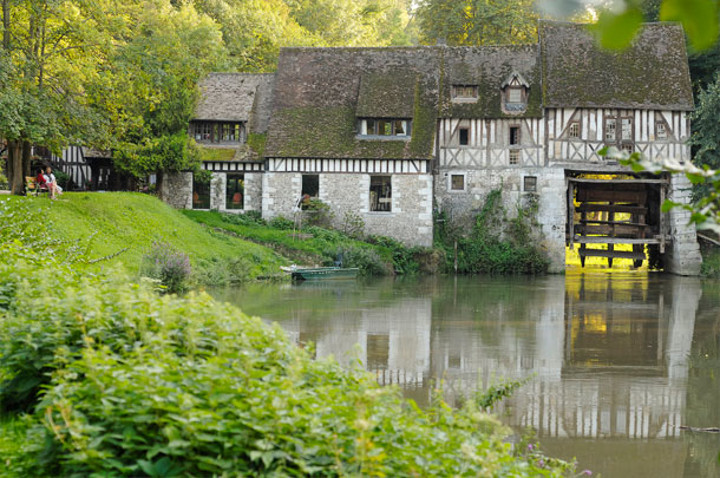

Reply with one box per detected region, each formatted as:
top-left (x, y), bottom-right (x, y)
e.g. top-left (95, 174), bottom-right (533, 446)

top-left (0, 263), bottom-right (571, 477)
top-left (0, 196), bottom-right (570, 477)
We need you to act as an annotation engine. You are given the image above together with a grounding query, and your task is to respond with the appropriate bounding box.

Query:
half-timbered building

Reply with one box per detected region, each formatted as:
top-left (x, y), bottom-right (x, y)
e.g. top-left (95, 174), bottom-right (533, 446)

top-left (172, 20), bottom-right (701, 274)
top-left (162, 73), bottom-right (274, 211)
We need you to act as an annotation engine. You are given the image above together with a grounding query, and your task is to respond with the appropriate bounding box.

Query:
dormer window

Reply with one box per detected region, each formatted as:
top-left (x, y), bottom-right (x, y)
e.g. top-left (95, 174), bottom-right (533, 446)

top-left (507, 87), bottom-right (523, 104)
top-left (359, 118), bottom-right (411, 138)
top-left (452, 85), bottom-right (478, 103)
top-left (501, 71), bottom-right (529, 114)
top-left (190, 120), bottom-right (246, 144)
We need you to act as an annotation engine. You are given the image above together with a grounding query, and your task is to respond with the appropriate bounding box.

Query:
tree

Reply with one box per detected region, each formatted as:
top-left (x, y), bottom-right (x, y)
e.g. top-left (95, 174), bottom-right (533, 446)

top-left (416, 0), bottom-right (538, 46)
top-left (688, 74), bottom-right (720, 176)
top-left (102, 0), bottom-right (227, 188)
top-left (0, 0), bottom-right (137, 194)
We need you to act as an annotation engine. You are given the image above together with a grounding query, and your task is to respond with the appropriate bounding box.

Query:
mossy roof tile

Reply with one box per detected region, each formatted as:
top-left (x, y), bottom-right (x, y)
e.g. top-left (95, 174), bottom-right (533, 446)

top-left (265, 47), bottom-right (440, 159)
top-left (540, 21), bottom-right (693, 111)
top-left (194, 73), bottom-right (275, 126)
top-left (438, 45), bottom-right (542, 119)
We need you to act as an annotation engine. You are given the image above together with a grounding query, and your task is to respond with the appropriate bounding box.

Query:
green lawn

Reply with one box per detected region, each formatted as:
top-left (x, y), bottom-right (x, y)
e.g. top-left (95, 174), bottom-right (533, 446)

top-left (3, 192), bottom-right (287, 281)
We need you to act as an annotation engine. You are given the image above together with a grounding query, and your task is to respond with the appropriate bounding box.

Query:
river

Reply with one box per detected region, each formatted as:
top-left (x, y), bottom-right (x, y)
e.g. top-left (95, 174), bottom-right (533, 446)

top-left (210, 270), bottom-right (720, 477)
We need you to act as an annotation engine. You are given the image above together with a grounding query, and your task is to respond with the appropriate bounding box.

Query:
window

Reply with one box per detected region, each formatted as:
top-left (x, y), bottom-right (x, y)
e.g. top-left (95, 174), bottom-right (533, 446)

top-left (459, 127), bottom-right (469, 146)
top-left (226, 174), bottom-right (244, 210)
top-left (605, 114), bottom-right (634, 151)
top-left (360, 118), bottom-right (410, 137)
top-left (510, 126), bottom-right (520, 145)
top-left (507, 88), bottom-right (523, 104)
top-left (509, 149), bottom-right (520, 165)
top-left (192, 176), bottom-right (211, 209)
top-left (501, 72), bottom-right (529, 113)
top-left (450, 174), bottom-right (465, 191)
top-left (369, 175), bottom-right (391, 212)
top-left (656, 122), bottom-right (667, 139)
top-left (452, 85), bottom-right (479, 102)
top-left (605, 118), bottom-right (616, 142)
top-left (190, 121), bottom-right (245, 144)
top-left (568, 122), bottom-right (580, 139)
top-left (524, 176), bottom-right (537, 192)
top-left (621, 118), bottom-right (633, 141)
top-left (300, 174), bottom-right (319, 210)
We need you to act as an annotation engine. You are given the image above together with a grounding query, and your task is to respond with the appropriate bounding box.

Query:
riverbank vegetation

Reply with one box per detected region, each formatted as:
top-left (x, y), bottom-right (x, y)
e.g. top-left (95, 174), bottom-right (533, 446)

top-left (435, 189), bottom-right (550, 274)
top-left (0, 197), bottom-right (572, 476)
top-left (183, 210), bottom-right (442, 276)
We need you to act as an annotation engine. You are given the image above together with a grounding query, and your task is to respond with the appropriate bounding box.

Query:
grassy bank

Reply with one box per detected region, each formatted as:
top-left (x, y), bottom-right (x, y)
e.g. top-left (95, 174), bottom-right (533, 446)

top-left (4, 192), bottom-right (286, 284)
top-left (182, 210), bottom-right (440, 276)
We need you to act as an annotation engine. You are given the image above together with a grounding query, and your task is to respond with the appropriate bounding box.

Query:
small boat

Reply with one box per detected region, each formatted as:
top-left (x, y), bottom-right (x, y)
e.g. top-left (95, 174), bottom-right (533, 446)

top-left (280, 265), bottom-right (359, 281)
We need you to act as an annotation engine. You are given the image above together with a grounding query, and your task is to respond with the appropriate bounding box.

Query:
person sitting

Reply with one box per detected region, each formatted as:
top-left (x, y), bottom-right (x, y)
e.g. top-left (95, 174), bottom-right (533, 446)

top-left (35, 169), bottom-right (48, 194)
top-left (44, 166), bottom-right (62, 199)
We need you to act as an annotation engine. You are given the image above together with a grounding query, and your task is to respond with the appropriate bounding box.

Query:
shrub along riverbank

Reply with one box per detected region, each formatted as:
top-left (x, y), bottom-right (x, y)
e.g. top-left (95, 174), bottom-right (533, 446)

top-left (182, 210), bottom-right (442, 276)
top-left (0, 197), bottom-right (573, 476)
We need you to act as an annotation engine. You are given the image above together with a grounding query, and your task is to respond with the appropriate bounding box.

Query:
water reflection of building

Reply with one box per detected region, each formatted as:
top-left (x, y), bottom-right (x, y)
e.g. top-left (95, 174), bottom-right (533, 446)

top-left (427, 273), bottom-right (700, 441)
top-left (279, 273), bottom-right (700, 443)
top-left (283, 298), bottom-right (432, 389)
top-left (515, 274), bottom-right (698, 440)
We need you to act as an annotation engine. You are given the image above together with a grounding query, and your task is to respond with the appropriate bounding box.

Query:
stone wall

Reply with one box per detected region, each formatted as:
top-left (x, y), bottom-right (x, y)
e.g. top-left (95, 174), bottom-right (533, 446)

top-left (263, 172), bottom-right (434, 247)
top-left (434, 167), bottom-right (567, 273)
top-left (664, 174), bottom-right (702, 275)
top-left (262, 173), bottom-right (300, 219)
top-left (210, 173), bottom-right (225, 210)
top-left (243, 173), bottom-right (262, 211)
top-left (160, 172), bottom-right (193, 209)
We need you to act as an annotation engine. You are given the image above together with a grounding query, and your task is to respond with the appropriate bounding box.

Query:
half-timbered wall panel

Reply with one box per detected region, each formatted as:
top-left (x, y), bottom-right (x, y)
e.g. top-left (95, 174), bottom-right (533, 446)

top-left (266, 158), bottom-right (430, 174)
top-left (546, 108), bottom-right (690, 164)
top-left (202, 161), bottom-right (264, 172)
top-left (51, 146), bottom-right (91, 189)
top-left (438, 118), bottom-right (544, 169)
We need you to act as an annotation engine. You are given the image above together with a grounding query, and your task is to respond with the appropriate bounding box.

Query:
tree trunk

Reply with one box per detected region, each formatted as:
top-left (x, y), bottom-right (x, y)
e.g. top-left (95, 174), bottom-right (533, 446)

top-left (22, 141), bottom-right (31, 178)
top-left (8, 140), bottom-right (23, 195)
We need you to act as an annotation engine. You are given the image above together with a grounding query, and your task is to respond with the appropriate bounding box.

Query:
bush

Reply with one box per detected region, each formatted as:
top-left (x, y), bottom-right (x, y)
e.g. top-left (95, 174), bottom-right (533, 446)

top-left (335, 244), bottom-right (392, 276)
top-left (341, 209), bottom-right (365, 238)
top-left (302, 198), bottom-right (334, 228)
top-left (141, 241), bottom-right (192, 293)
top-left (0, 262), bottom-right (572, 477)
top-left (220, 210), bottom-right (266, 227)
top-left (193, 256), bottom-right (253, 285)
top-left (436, 189), bottom-right (549, 275)
top-left (54, 170), bottom-right (71, 190)
top-left (268, 215), bottom-right (295, 230)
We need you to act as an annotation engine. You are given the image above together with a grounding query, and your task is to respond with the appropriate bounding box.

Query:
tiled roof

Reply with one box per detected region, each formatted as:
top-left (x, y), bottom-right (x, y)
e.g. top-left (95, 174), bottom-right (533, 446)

top-left (540, 21), bottom-right (693, 110)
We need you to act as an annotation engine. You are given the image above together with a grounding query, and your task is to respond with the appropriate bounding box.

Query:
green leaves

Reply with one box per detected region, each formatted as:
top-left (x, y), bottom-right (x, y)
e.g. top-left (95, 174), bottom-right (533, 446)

top-left (0, 231), bottom-right (571, 477)
top-left (660, 0), bottom-right (718, 51)
top-left (590, 6), bottom-right (644, 50)
top-left (416, 0), bottom-right (538, 46)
